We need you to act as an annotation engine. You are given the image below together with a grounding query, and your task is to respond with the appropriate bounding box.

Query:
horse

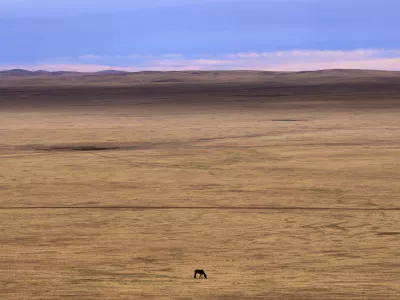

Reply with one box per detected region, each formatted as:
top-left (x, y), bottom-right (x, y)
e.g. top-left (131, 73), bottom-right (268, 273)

top-left (194, 269), bottom-right (207, 279)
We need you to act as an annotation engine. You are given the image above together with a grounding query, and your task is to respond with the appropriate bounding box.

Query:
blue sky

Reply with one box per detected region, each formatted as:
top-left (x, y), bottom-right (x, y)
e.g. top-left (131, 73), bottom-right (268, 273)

top-left (1, 0), bottom-right (400, 71)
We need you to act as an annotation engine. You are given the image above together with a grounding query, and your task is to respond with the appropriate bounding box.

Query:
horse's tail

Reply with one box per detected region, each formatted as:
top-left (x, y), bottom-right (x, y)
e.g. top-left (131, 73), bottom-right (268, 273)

top-left (194, 271), bottom-right (197, 278)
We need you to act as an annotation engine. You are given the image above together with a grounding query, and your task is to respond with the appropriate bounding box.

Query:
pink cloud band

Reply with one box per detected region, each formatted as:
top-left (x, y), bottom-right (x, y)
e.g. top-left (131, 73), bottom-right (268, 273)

top-left (2, 49), bottom-right (400, 72)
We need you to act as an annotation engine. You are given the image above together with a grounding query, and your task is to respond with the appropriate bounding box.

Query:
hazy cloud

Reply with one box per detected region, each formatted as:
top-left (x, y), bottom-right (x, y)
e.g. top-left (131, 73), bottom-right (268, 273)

top-left (226, 49), bottom-right (381, 59)
top-left (145, 49), bottom-right (400, 71)
top-left (79, 54), bottom-right (102, 60)
top-left (3, 48), bottom-right (400, 72)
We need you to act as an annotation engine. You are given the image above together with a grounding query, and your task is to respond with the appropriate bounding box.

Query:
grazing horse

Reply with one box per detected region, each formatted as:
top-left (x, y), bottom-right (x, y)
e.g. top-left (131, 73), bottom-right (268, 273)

top-left (194, 269), bottom-right (207, 279)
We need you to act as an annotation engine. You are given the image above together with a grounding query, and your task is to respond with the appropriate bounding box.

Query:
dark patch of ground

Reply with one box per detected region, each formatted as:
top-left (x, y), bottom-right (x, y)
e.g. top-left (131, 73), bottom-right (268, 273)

top-left (271, 119), bottom-right (305, 122)
top-left (1, 81), bottom-right (400, 110)
top-left (376, 232), bottom-right (400, 236)
top-left (38, 145), bottom-right (132, 152)
top-left (47, 146), bottom-right (119, 151)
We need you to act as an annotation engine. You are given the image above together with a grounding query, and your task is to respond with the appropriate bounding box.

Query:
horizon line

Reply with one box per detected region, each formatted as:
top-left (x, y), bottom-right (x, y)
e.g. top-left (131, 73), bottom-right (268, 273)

top-left (1, 68), bottom-right (400, 74)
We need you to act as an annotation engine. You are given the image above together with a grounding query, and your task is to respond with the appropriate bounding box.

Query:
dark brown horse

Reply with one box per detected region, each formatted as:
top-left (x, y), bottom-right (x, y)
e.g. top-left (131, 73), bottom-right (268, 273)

top-left (194, 269), bottom-right (207, 279)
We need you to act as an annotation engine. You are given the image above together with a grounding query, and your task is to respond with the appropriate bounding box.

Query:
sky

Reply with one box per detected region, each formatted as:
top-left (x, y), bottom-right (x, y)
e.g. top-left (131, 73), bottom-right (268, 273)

top-left (1, 0), bottom-right (400, 71)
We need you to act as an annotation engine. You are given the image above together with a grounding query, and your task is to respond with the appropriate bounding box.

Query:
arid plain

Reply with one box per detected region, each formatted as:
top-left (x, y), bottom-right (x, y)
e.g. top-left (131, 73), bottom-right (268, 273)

top-left (1, 70), bottom-right (400, 299)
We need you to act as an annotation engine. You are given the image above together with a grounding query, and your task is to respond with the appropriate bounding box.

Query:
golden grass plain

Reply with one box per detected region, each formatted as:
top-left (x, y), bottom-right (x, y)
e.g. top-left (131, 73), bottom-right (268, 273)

top-left (1, 74), bottom-right (400, 299)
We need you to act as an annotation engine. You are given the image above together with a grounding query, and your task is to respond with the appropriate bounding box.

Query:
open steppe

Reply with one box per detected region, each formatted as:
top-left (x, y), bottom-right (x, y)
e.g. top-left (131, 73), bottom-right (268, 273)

top-left (1, 70), bottom-right (400, 299)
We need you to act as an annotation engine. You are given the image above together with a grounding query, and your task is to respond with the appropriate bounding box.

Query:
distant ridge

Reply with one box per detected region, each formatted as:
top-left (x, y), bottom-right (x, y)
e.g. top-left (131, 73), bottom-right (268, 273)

top-left (0, 69), bottom-right (81, 76)
top-left (1, 68), bottom-right (400, 76)
top-left (1, 68), bottom-right (400, 88)
top-left (94, 70), bottom-right (129, 75)
top-left (0, 69), bottom-right (129, 77)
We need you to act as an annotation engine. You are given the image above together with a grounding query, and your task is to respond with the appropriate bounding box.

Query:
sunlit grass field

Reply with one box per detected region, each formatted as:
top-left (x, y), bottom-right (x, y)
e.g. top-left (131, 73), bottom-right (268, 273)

top-left (1, 76), bottom-right (399, 299)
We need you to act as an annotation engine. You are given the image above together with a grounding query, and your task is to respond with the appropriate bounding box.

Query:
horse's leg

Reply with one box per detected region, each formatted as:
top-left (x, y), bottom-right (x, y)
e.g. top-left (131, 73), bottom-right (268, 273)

top-left (194, 271), bottom-right (197, 278)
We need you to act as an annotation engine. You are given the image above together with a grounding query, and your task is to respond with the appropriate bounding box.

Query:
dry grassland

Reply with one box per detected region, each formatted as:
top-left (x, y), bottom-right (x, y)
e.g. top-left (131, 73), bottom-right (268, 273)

top-left (1, 74), bottom-right (400, 299)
